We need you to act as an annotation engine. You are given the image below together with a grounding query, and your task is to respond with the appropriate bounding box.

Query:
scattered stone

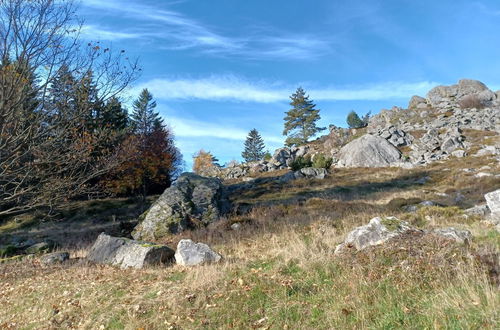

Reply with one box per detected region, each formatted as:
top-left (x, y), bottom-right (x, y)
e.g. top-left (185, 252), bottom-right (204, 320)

top-left (485, 189), bottom-right (500, 216)
top-left (294, 167), bottom-right (328, 180)
top-left (337, 135), bottom-right (402, 168)
top-left (465, 204), bottom-right (491, 217)
top-left (475, 172), bottom-right (493, 178)
top-left (132, 173), bottom-right (230, 240)
top-left (40, 252), bottom-right (69, 265)
top-left (87, 233), bottom-right (175, 269)
top-left (432, 228), bottom-right (472, 244)
top-left (451, 150), bottom-right (466, 158)
top-left (175, 239), bottom-right (222, 266)
top-left (25, 240), bottom-right (56, 254)
top-left (334, 217), bottom-right (413, 254)
top-left (230, 223), bottom-right (242, 231)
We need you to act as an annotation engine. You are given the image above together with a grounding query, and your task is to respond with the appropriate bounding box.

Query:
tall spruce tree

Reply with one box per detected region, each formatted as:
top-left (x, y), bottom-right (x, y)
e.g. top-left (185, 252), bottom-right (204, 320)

top-left (131, 89), bottom-right (159, 136)
top-left (283, 87), bottom-right (325, 146)
top-left (121, 89), bottom-right (181, 201)
top-left (100, 97), bottom-right (128, 130)
top-left (242, 129), bottom-right (266, 162)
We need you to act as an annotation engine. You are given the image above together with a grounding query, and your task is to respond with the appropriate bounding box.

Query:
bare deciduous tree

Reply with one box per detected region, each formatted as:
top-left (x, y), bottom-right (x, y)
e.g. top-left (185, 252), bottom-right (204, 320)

top-left (0, 0), bottom-right (140, 217)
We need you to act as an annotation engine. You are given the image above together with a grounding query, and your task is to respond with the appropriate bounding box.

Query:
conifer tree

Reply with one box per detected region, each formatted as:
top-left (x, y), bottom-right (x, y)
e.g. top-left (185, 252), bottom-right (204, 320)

top-left (107, 89), bottom-right (181, 201)
top-left (242, 129), bottom-right (266, 162)
top-left (100, 97), bottom-right (128, 131)
top-left (283, 87), bottom-right (325, 146)
top-left (131, 89), bottom-right (159, 136)
top-left (346, 110), bottom-right (370, 128)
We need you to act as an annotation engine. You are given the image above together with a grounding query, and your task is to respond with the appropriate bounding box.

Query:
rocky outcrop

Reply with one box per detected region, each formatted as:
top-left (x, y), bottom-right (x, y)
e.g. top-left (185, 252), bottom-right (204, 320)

top-left (132, 173), bottom-right (230, 240)
top-left (427, 79), bottom-right (497, 108)
top-left (334, 217), bottom-right (414, 254)
top-left (369, 125), bottom-right (414, 147)
top-left (174, 239), bottom-right (222, 266)
top-left (409, 128), bottom-right (466, 164)
top-left (408, 95), bottom-right (428, 109)
top-left (87, 233), bottom-right (175, 269)
top-left (294, 167), bottom-right (328, 180)
top-left (337, 135), bottom-right (402, 168)
top-left (335, 217), bottom-right (473, 254)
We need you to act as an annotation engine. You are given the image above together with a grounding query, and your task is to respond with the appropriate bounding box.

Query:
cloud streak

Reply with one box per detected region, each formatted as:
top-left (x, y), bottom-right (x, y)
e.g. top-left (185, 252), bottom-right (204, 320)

top-left (81, 0), bottom-right (331, 60)
top-left (167, 116), bottom-right (283, 144)
top-left (132, 76), bottom-right (440, 103)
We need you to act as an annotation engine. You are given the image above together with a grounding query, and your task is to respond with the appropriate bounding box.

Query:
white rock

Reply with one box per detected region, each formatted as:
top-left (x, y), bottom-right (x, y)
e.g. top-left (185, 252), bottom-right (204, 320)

top-left (175, 239), bottom-right (222, 266)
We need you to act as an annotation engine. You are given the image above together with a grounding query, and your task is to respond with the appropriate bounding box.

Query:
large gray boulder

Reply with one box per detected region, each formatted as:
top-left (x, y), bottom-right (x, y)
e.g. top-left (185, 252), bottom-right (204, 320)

top-left (335, 217), bottom-right (413, 254)
top-left (132, 173), bottom-right (230, 241)
top-left (337, 135), bottom-right (402, 168)
top-left (175, 239), bottom-right (222, 266)
top-left (87, 233), bottom-right (174, 269)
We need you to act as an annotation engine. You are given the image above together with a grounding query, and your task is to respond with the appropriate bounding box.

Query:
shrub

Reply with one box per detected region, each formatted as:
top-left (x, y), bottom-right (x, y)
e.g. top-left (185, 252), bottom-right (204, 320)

top-left (312, 154), bottom-right (333, 169)
top-left (263, 152), bottom-right (272, 161)
top-left (459, 95), bottom-right (485, 109)
top-left (291, 156), bottom-right (312, 171)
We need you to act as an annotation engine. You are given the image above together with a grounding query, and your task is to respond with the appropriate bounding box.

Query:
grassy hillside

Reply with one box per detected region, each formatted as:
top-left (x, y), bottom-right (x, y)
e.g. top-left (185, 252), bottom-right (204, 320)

top-left (1, 155), bottom-right (499, 329)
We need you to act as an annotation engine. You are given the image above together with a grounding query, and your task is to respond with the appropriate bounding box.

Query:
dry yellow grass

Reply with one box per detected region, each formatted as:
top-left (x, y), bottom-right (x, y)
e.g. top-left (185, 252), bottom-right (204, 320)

top-left (0, 155), bottom-right (499, 329)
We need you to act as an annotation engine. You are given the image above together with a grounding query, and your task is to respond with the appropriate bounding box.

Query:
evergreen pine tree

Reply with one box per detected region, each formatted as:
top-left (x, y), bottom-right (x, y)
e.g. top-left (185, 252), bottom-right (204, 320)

top-left (100, 97), bottom-right (128, 130)
top-left (131, 88), bottom-right (159, 136)
top-left (48, 64), bottom-right (77, 123)
top-left (346, 110), bottom-right (365, 128)
top-left (283, 87), bottom-right (325, 146)
top-left (242, 129), bottom-right (266, 162)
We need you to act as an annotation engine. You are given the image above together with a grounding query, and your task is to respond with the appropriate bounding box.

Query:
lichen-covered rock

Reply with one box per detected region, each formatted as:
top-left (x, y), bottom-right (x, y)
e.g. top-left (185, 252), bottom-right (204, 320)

top-left (175, 239), bottom-right (222, 266)
top-left (132, 173), bottom-right (230, 241)
top-left (334, 217), bottom-right (413, 254)
top-left (25, 240), bottom-right (57, 254)
top-left (40, 252), bottom-right (69, 265)
top-left (337, 135), bottom-right (402, 168)
top-left (87, 233), bottom-right (174, 269)
top-left (432, 228), bottom-right (472, 244)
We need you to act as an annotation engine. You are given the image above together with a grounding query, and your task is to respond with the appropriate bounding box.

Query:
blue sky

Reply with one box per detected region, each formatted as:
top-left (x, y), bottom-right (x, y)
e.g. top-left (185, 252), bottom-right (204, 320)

top-left (80, 0), bottom-right (500, 169)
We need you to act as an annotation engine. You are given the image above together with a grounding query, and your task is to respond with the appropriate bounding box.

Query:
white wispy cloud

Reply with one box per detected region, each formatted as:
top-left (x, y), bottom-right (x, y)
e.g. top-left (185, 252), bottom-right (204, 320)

top-left (81, 0), bottom-right (331, 60)
top-left (132, 76), bottom-right (440, 103)
top-left (79, 25), bottom-right (143, 41)
top-left (167, 116), bottom-right (283, 144)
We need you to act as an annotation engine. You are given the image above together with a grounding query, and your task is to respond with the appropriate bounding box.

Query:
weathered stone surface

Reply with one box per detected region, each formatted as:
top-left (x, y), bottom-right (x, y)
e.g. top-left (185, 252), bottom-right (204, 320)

top-left (334, 217), bottom-right (413, 254)
top-left (40, 252), bottom-right (69, 265)
top-left (432, 228), bottom-right (472, 244)
top-left (132, 173), bottom-right (230, 240)
top-left (175, 239), bottom-right (222, 266)
top-left (337, 135), bottom-right (402, 168)
top-left (87, 233), bottom-right (174, 269)
top-left (485, 190), bottom-right (500, 216)
top-left (409, 95), bottom-right (427, 109)
top-left (295, 167), bottom-right (328, 180)
top-left (465, 205), bottom-right (490, 217)
top-left (335, 217), bottom-right (474, 255)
